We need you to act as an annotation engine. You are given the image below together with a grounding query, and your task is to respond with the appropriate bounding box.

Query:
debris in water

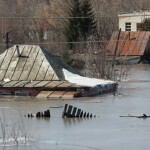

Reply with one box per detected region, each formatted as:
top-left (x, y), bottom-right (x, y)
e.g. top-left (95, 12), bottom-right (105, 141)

top-left (62, 104), bottom-right (96, 118)
top-left (120, 114), bottom-right (150, 119)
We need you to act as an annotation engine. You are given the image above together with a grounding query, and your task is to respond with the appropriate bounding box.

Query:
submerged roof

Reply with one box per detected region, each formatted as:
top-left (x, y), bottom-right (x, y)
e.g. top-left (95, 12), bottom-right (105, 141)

top-left (107, 31), bottom-right (150, 56)
top-left (0, 45), bottom-right (77, 81)
top-left (0, 80), bottom-right (81, 88)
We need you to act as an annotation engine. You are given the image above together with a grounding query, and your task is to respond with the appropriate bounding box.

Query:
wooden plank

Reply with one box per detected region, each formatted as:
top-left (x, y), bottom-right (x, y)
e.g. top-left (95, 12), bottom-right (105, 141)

top-left (62, 91), bottom-right (77, 99)
top-left (3, 81), bottom-right (20, 87)
top-left (45, 81), bottom-right (64, 88)
top-left (24, 81), bottom-right (40, 87)
top-left (69, 84), bottom-right (82, 88)
top-left (57, 82), bottom-right (72, 88)
top-left (34, 81), bottom-right (51, 87)
top-left (36, 91), bottom-right (54, 98)
top-left (48, 91), bottom-right (66, 98)
top-left (13, 81), bottom-right (30, 87)
top-left (37, 91), bottom-right (77, 99)
top-left (57, 82), bottom-right (82, 88)
top-left (72, 107), bottom-right (77, 116)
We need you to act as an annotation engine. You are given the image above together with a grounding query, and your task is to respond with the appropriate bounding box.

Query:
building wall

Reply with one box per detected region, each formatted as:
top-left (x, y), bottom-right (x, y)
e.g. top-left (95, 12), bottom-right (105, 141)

top-left (118, 11), bottom-right (150, 31)
top-left (0, 87), bottom-right (41, 96)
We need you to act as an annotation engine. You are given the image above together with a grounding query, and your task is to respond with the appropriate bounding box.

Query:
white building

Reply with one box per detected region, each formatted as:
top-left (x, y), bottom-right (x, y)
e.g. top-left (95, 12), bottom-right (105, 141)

top-left (118, 10), bottom-right (150, 31)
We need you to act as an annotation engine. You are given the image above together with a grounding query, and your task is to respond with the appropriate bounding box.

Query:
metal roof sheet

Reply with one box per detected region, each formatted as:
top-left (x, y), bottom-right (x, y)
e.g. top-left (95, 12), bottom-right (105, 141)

top-left (36, 90), bottom-right (77, 99)
top-left (36, 91), bottom-right (54, 98)
top-left (24, 81), bottom-right (41, 87)
top-left (48, 91), bottom-right (66, 98)
top-left (62, 91), bottom-right (77, 99)
top-left (0, 45), bottom-right (79, 81)
top-left (13, 81), bottom-right (30, 87)
top-left (3, 81), bottom-right (20, 87)
top-left (34, 81), bottom-right (51, 87)
top-left (44, 81), bottom-right (64, 88)
top-left (107, 31), bottom-right (150, 56)
top-left (0, 80), bottom-right (82, 88)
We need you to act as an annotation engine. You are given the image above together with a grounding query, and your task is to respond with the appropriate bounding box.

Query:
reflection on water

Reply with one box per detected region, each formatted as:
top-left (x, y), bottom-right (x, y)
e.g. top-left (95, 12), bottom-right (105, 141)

top-left (0, 65), bottom-right (150, 150)
top-left (63, 117), bottom-right (92, 127)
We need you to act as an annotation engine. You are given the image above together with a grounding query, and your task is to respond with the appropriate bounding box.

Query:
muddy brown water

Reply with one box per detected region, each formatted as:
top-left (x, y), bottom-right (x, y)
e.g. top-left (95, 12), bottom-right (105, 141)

top-left (0, 64), bottom-right (150, 150)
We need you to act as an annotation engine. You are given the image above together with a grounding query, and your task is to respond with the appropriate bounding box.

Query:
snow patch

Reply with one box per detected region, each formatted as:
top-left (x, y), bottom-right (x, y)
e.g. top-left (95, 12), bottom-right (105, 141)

top-left (63, 69), bottom-right (115, 87)
top-left (3, 78), bottom-right (10, 82)
top-left (0, 137), bottom-right (34, 146)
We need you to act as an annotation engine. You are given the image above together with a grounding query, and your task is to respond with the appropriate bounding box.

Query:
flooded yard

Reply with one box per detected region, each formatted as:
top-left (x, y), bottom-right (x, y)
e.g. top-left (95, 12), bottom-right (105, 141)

top-left (0, 64), bottom-right (150, 150)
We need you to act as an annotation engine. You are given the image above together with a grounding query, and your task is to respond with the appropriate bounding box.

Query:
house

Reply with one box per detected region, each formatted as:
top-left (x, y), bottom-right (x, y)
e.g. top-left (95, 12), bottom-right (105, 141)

top-left (0, 45), bottom-right (117, 98)
top-left (118, 10), bottom-right (150, 31)
top-left (107, 10), bottom-right (150, 64)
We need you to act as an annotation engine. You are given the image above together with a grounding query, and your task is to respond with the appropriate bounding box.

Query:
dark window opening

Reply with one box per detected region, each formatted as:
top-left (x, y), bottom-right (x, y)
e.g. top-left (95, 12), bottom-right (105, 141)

top-left (15, 91), bottom-right (29, 96)
top-left (0, 92), bottom-right (11, 95)
top-left (137, 23), bottom-right (142, 31)
top-left (125, 22), bottom-right (131, 31)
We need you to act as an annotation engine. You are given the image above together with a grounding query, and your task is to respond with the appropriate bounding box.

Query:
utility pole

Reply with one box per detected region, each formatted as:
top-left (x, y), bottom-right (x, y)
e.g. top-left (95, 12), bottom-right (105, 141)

top-left (112, 28), bottom-right (121, 69)
top-left (111, 28), bottom-right (121, 79)
top-left (3, 31), bottom-right (11, 49)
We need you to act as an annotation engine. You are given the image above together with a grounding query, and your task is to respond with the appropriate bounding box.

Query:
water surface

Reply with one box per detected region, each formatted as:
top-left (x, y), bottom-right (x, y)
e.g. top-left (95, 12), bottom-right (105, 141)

top-left (0, 64), bottom-right (150, 150)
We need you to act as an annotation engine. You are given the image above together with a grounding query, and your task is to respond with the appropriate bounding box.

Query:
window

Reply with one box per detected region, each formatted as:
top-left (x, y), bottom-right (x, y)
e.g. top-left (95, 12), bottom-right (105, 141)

top-left (125, 22), bottom-right (131, 31)
top-left (136, 23), bottom-right (142, 31)
top-left (0, 92), bottom-right (11, 95)
top-left (15, 91), bottom-right (29, 96)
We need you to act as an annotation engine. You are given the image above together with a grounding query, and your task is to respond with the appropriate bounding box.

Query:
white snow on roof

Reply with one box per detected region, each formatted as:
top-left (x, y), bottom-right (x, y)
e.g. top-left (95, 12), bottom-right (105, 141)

top-left (63, 68), bottom-right (115, 87)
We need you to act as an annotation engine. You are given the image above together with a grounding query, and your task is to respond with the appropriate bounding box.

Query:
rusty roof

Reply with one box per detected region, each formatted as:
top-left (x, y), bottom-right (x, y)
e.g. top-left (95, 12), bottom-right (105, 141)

top-left (107, 31), bottom-right (150, 56)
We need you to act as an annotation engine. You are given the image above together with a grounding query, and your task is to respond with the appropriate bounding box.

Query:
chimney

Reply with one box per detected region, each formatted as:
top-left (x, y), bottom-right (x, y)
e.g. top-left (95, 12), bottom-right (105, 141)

top-left (16, 45), bottom-right (21, 57)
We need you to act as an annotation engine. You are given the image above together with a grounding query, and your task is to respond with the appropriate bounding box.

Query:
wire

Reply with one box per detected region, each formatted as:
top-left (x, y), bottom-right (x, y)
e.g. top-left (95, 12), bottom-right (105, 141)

top-left (0, 37), bottom-right (149, 47)
top-left (0, 16), bottom-right (116, 19)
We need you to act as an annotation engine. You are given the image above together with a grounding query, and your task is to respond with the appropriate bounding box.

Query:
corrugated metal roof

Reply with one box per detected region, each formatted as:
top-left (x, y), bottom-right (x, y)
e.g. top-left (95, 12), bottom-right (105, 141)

top-left (0, 45), bottom-right (78, 81)
top-left (107, 31), bottom-right (150, 56)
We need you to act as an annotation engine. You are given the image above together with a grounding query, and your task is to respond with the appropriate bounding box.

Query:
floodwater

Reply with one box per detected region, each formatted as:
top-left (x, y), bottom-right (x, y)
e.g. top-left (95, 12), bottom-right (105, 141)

top-left (0, 64), bottom-right (150, 150)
